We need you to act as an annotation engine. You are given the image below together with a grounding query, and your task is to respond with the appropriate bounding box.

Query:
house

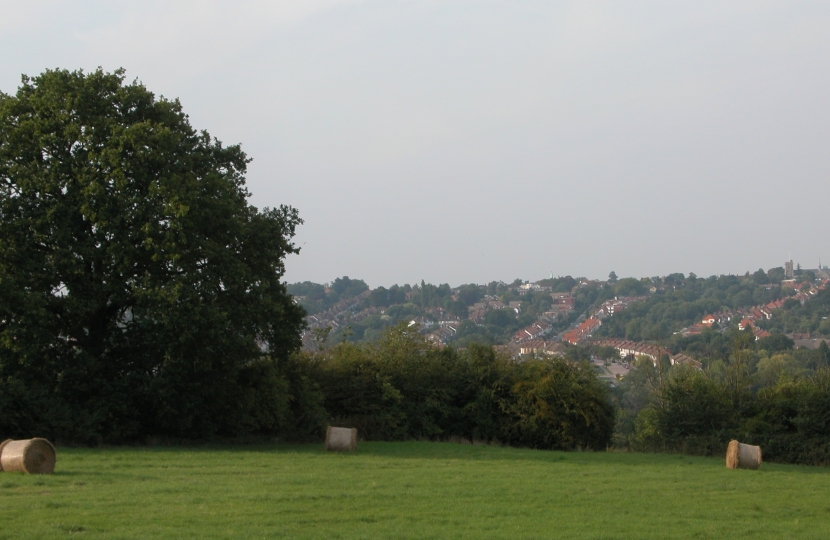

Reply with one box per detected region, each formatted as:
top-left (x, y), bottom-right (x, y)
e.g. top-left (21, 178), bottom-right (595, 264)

top-left (592, 296), bottom-right (646, 320)
top-left (767, 299), bottom-right (786, 310)
top-left (753, 328), bottom-right (771, 340)
top-left (468, 309), bottom-right (487, 324)
top-left (513, 320), bottom-right (553, 343)
top-left (426, 323), bottom-right (459, 345)
top-left (520, 282), bottom-right (551, 292)
top-left (509, 285), bottom-right (528, 296)
top-left (519, 340), bottom-right (566, 358)
top-left (487, 299), bottom-right (507, 310)
top-left (715, 311), bottom-right (734, 324)
top-left (408, 316), bottom-right (435, 330)
top-left (543, 305), bottom-right (572, 319)
top-left (563, 317), bottom-right (602, 345)
top-left (789, 337), bottom-right (829, 350)
top-left (677, 323), bottom-right (704, 337)
top-left (590, 338), bottom-right (703, 369)
top-left (550, 293), bottom-right (575, 307)
top-left (495, 342), bottom-right (522, 358)
top-left (591, 338), bottom-right (667, 363)
top-left (670, 353), bottom-right (702, 369)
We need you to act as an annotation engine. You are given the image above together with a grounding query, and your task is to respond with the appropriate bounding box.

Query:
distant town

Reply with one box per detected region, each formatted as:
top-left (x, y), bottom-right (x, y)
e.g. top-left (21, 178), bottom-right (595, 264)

top-left (290, 260), bottom-right (830, 374)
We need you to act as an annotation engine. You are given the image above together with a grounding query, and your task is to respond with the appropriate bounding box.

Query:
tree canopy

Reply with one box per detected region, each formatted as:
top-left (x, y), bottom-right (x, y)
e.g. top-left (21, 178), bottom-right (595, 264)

top-left (0, 69), bottom-right (306, 442)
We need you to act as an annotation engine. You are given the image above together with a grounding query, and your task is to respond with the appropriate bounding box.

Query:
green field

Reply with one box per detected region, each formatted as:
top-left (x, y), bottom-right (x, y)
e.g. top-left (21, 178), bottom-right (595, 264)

top-left (1, 442), bottom-right (829, 539)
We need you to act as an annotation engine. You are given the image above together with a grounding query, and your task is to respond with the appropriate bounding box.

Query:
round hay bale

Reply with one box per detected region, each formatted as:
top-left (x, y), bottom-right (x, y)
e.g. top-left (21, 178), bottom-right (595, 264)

top-left (325, 426), bottom-right (357, 452)
top-left (725, 439), bottom-right (761, 470)
top-left (0, 438), bottom-right (57, 474)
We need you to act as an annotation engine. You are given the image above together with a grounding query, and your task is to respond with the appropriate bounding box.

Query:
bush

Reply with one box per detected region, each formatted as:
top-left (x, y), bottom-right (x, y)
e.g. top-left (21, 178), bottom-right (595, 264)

top-left (656, 367), bottom-right (731, 455)
top-left (307, 323), bottom-right (615, 450)
top-left (751, 370), bottom-right (830, 465)
top-left (506, 359), bottom-right (615, 450)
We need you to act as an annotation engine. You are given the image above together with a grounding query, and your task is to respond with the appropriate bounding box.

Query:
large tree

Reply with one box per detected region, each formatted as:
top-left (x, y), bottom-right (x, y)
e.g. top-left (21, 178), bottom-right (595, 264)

top-left (0, 69), bottom-right (306, 441)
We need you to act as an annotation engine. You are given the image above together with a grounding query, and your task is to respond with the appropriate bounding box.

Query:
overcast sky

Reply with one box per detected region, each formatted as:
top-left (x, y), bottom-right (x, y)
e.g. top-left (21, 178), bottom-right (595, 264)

top-left (2, 1), bottom-right (828, 287)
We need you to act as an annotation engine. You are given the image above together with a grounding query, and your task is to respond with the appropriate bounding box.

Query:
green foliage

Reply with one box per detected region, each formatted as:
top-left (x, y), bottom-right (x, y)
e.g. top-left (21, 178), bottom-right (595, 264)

top-left (413, 281), bottom-right (452, 308)
top-left (614, 277), bottom-right (648, 297)
top-left (368, 286), bottom-right (392, 307)
top-left (0, 69), bottom-right (306, 442)
top-left (308, 324), bottom-right (614, 450)
top-left (656, 367), bottom-right (731, 454)
top-left (613, 330), bottom-right (830, 465)
top-left (564, 344), bottom-right (592, 363)
top-left (483, 308), bottom-right (516, 328)
top-left (455, 284), bottom-right (484, 306)
top-left (768, 266), bottom-right (786, 283)
top-left (756, 333), bottom-right (795, 353)
top-left (330, 276), bottom-right (370, 298)
top-left (752, 268), bottom-right (770, 285)
top-left (819, 340), bottom-right (830, 368)
top-left (287, 276), bottom-right (368, 315)
top-left (749, 371), bottom-right (830, 464)
top-left (755, 353), bottom-right (808, 387)
top-left (592, 345), bottom-right (620, 361)
top-left (507, 359), bottom-right (615, 450)
top-left (537, 275), bottom-right (577, 292)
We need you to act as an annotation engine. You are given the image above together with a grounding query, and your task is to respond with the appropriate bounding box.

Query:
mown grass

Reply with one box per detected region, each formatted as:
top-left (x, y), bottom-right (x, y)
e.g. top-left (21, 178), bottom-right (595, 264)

top-left (1, 441), bottom-right (829, 539)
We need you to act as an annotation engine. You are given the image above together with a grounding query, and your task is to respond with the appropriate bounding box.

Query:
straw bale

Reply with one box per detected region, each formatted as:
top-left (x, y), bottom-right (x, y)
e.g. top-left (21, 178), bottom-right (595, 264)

top-left (0, 438), bottom-right (57, 474)
top-left (325, 426), bottom-right (357, 452)
top-left (725, 439), bottom-right (761, 470)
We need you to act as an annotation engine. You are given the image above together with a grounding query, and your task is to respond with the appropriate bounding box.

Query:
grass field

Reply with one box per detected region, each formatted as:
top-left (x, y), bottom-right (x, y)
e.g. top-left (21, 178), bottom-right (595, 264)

top-left (2, 441), bottom-right (829, 539)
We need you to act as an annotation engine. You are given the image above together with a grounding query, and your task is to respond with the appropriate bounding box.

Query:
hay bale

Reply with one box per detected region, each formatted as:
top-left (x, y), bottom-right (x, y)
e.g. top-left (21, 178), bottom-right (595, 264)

top-left (725, 439), bottom-right (762, 470)
top-left (0, 438), bottom-right (57, 474)
top-left (325, 427), bottom-right (357, 452)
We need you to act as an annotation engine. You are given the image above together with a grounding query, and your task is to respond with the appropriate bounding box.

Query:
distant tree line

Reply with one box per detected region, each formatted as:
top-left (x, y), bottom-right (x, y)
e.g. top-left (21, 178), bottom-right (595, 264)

top-left (287, 276), bottom-right (370, 315)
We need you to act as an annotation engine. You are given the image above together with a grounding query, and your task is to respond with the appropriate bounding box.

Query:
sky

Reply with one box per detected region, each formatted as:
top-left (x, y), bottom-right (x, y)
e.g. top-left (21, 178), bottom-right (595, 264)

top-left (2, 1), bottom-right (829, 287)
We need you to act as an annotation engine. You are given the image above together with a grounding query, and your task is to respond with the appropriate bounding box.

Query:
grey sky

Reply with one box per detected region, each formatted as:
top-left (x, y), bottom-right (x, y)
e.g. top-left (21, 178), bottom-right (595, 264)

top-left (2, 1), bottom-right (828, 287)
